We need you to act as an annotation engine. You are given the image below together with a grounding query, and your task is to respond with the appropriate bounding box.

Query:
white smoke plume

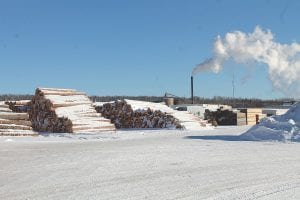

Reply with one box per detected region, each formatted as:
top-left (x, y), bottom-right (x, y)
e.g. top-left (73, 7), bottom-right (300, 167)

top-left (192, 26), bottom-right (300, 96)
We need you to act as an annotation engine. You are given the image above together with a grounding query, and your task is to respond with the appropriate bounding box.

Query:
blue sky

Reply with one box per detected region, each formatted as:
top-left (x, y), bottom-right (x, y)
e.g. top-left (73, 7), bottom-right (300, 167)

top-left (0, 0), bottom-right (299, 99)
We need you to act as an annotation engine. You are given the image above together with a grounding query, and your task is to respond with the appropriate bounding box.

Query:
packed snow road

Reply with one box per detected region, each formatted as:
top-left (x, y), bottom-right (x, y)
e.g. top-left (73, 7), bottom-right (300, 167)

top-left (1, 126), bottom-right (300, 200)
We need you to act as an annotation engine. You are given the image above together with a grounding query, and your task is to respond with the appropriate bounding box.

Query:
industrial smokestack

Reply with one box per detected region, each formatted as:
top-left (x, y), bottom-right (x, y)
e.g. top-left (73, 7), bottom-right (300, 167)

top-left (191, 76), bottom-right (194, 104)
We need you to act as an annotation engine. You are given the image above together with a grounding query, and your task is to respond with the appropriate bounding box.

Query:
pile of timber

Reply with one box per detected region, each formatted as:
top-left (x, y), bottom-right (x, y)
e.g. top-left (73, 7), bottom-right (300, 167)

top-left (236, 112), bottom-right (247, 126)
top-left (126, 99), bottom-right (211, 129)
top-left (29, 88), bottom-right (116, 133)
top-left (95, 100), bottom-right (182, 129)
top-left (204, 109), bottom-right (246, 126)
top-left (0, 101), bottom-right (37, 136)
top-left (239, 108), bottom-right (267, 125)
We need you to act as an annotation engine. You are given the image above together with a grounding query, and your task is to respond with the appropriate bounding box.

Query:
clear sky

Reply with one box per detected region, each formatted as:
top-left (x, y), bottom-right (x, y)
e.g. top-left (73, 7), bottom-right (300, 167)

top-left (0, 0), bottom-right (299, 99)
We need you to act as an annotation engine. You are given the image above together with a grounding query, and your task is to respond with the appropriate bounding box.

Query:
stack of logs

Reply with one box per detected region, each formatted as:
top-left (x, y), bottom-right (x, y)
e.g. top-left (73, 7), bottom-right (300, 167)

top-left (204, 109), bottom-right (247, 126)
top-left (29, 88), bottom-right (116, 133)
top-left (95, 100), bottom-right (182, 129)
top-left (0, 101), bottom-right (37, 136)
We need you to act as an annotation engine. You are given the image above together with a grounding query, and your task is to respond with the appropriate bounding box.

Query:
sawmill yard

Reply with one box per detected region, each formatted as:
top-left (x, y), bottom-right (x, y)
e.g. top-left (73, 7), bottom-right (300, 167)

top-left (1, 126), bottom-right (300, 200)
top-left (1, 88), bottom-right (300, 199)
top-left (3, 0), bottom-right (300, 199)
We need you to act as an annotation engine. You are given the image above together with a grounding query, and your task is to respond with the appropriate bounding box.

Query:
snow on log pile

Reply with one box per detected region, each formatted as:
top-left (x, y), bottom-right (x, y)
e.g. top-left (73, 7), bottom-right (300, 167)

top-left (29, 88), bottom-right (116, 133)
top-left (0, 101), bottom-right (37, 136)
top-left (240, 102), bottom-right (300, 142)
top-left (95, 99), bottom-right (211, 130)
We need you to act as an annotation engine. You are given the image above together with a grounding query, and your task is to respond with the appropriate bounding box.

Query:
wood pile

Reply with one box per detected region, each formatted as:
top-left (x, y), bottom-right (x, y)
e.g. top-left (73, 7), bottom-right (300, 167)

top-left (239, 108), bottom-right (267, 125)
top-left (204, 109), bottom-right (246, 126)
top-left (236, 112), bottom-right (247, 126)
top-left (0, 101), bottom-right (37, 136)
top-left (29, 88), bottom-right (116, 133)
top-left (95, 100), bottom-right (182, 129)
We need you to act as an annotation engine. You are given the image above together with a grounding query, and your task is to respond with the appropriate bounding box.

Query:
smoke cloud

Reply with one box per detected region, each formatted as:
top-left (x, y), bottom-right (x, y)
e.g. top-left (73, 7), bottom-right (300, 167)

top-left (193, 26), bottom-right (300, 96)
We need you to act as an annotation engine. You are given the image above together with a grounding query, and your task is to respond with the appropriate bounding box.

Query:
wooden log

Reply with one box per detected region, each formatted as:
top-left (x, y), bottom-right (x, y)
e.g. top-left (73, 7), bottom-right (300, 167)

top-left (72, 118), bottom-right (111, 124)
top-left (0, 104), bottom-right (9, 108)
top-left (0, 130), bottom-right (38, 136)
top-left (72, 125), bottom-right (116, 131)
top-left (0, 108), bottom-right (12, 112)
top-left (72, 127), bottom-right (116, 133)
top-left (37, 88), bottom-right (78, 92)
top-left (39, 91), bottom-right (86, 96)
top-left (0, 119), bottom-right (31, 126)
top-left (0, 124), bottom-right (32, 130)
top-left (0, 112), bottom-right (29, 120)
top-left (52, 102), bottom-right (91, 108)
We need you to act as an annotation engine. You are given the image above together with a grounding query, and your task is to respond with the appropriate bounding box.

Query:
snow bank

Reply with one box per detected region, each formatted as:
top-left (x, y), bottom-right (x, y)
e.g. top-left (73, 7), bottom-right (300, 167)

top-left (241, 102), bottom-right (300, 142)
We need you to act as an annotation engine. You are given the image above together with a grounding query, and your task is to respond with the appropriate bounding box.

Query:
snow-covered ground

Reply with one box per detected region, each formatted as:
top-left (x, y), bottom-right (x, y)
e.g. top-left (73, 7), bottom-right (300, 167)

top-left (1, 126), bottom-right (300, 200)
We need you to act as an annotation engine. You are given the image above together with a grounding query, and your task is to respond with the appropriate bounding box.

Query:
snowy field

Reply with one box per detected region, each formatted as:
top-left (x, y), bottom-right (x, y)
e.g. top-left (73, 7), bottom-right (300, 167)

top-left (1, 126), bottom-right (300, 200)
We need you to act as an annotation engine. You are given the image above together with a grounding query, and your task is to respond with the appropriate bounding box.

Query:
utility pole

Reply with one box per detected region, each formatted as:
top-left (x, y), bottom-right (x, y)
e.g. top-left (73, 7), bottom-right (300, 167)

top-left (191, 76), bottom-right (194, 104)
top-left (232, 72), bottom-right (235, 98)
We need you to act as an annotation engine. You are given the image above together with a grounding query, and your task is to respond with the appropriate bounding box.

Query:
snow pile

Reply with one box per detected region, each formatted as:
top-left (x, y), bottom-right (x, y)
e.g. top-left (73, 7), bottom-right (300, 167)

top-left (241, 102), bottom-right (300, 142)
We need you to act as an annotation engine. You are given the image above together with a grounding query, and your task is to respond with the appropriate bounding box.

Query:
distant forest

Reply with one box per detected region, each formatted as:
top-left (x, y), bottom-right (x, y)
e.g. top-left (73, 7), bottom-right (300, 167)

top-left (0, 94), bottom-right (296, 108)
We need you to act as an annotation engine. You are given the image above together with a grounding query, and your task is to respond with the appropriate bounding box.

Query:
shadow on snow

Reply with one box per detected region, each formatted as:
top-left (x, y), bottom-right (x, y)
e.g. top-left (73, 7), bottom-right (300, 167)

top-left (184, 135), bottom-right (251, 142)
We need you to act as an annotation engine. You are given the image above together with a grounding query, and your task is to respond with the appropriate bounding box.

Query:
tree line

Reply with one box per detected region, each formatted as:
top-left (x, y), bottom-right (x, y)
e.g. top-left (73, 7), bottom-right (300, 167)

top-left (1, 94), bottom-right (295, 108)
top-left (0, 94), bottom-right (33, 101)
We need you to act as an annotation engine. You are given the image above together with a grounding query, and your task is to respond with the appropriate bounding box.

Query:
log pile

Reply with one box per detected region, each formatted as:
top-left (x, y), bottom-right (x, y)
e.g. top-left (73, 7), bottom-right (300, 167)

top-left (127, 99), bottom-right (211, 130)
top-left (0, 101), bottom-right (37, 136)
top-left (29, 88), bottom-right (116, 133)
top-left (95, 100), bottom-right (182, 129)
top-left (204, 109), bottom-right (246, 126)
